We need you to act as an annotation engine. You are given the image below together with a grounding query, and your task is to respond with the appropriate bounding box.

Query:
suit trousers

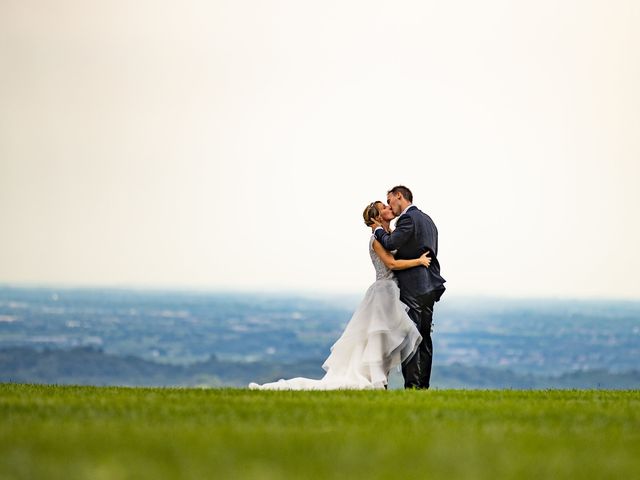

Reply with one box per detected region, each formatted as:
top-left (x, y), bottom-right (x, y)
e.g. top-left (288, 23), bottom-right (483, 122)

top-left (401, 291), bottom-right (437, 389)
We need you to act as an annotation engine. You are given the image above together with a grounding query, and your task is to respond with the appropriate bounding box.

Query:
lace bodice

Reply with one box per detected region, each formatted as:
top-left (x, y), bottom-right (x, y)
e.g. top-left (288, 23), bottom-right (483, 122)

top-left (369, 236), bottom-right (395, 281)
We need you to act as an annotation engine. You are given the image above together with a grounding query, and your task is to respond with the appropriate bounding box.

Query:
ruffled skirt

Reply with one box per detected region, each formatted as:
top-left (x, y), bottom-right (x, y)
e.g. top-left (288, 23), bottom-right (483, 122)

top-left (248, 279), bottom-right (421, 390)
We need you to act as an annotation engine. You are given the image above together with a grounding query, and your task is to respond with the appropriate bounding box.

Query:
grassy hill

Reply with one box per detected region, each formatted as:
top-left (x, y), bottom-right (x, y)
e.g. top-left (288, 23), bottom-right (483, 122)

top-left (1, 384), bottom-right (638, 479)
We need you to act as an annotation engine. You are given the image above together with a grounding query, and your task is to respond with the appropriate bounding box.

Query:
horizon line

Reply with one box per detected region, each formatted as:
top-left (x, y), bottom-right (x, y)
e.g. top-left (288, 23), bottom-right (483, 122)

top-left (1, 282), bottom-right (639, 303)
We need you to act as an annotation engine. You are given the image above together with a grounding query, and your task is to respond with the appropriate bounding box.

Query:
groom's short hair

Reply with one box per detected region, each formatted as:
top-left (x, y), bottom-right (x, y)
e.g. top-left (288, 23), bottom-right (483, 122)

top-left (388, 185), bottom-right (413, 203)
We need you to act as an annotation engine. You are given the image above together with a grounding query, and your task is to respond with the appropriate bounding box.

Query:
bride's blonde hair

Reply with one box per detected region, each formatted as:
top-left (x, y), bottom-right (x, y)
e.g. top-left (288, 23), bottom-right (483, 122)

top-left (363, 201), bottom-right (382, 227)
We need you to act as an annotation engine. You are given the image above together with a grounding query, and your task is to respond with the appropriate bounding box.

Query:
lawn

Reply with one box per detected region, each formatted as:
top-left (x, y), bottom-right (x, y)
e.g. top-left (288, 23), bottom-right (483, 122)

top-left (1, 384), bottom-right (638, 479)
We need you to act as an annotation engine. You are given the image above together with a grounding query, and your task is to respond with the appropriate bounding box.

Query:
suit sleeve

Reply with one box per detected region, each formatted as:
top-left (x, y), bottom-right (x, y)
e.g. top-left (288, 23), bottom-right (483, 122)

top-left (374, 214), bottom-right (414, 251)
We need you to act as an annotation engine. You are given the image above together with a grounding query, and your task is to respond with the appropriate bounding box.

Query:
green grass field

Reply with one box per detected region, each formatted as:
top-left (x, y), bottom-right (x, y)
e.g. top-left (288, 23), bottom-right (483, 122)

top-left (1, 384), bottom-right (639, 479)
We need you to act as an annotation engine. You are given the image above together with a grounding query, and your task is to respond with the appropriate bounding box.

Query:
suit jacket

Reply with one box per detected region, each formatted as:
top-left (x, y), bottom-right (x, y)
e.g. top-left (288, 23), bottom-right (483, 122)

top-left (374, 205), bottom-right (446, 303)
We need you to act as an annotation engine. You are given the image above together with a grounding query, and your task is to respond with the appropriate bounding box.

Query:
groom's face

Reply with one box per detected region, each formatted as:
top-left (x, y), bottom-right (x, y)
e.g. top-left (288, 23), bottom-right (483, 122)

top-left (387, 193), bottom-right (403, 216)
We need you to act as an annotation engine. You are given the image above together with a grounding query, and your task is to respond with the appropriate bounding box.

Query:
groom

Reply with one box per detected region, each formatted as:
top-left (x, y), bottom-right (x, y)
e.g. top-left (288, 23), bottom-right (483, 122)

top-left (372, 185), bottom-right (446, 389)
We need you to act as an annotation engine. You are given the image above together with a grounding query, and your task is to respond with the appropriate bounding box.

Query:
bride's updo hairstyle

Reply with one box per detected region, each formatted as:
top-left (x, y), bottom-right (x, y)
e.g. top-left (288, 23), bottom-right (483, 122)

top-left (363, 201), bottom-right (382, 227)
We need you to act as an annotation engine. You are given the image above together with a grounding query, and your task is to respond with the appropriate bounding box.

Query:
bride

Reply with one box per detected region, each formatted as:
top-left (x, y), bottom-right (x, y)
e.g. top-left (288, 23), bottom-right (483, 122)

top-left (248, 201), bottom-right (430, 390)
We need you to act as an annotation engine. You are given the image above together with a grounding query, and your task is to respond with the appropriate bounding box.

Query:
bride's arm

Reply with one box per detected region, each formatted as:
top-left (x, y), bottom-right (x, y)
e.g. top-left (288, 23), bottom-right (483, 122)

top-left (372, 239), bottom-right (431, 270)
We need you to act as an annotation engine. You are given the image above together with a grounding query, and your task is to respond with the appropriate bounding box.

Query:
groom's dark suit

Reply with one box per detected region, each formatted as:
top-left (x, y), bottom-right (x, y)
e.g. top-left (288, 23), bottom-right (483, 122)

top-left (374, 205), bottom-right (445, 389)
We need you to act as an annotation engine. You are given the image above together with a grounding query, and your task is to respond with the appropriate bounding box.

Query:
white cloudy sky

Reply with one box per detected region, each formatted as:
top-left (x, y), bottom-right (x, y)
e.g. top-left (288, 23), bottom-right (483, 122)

top-left (1, 0), bottom-right (639, 298)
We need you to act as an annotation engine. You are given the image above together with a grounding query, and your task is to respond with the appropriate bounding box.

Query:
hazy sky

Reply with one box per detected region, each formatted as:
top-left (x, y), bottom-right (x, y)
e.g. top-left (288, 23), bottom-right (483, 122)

top-left (1, 0), bottom-right (639, 298)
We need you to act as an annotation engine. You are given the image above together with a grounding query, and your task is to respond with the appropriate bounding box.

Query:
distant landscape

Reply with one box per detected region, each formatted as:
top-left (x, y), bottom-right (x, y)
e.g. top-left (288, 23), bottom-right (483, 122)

top-left (1, 286), bottom-right (639, 389)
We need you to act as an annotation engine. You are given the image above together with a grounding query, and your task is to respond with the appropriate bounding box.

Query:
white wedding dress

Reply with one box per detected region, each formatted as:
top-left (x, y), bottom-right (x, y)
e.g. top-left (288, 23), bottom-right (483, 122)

top-left (248, 236), bottom-right (422, 390)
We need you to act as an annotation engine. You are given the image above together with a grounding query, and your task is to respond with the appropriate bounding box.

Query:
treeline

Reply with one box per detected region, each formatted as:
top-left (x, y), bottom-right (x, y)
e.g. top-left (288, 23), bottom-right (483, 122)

top-left (0, 347), bottom-right (324, 387)
top-left (2, 347), bottom-right (639, 389)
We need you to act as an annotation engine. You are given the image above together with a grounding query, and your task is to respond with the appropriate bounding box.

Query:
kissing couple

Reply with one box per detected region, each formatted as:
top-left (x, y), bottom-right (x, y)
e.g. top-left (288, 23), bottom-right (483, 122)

top-left (249, 185), bottom-right (446, 390)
